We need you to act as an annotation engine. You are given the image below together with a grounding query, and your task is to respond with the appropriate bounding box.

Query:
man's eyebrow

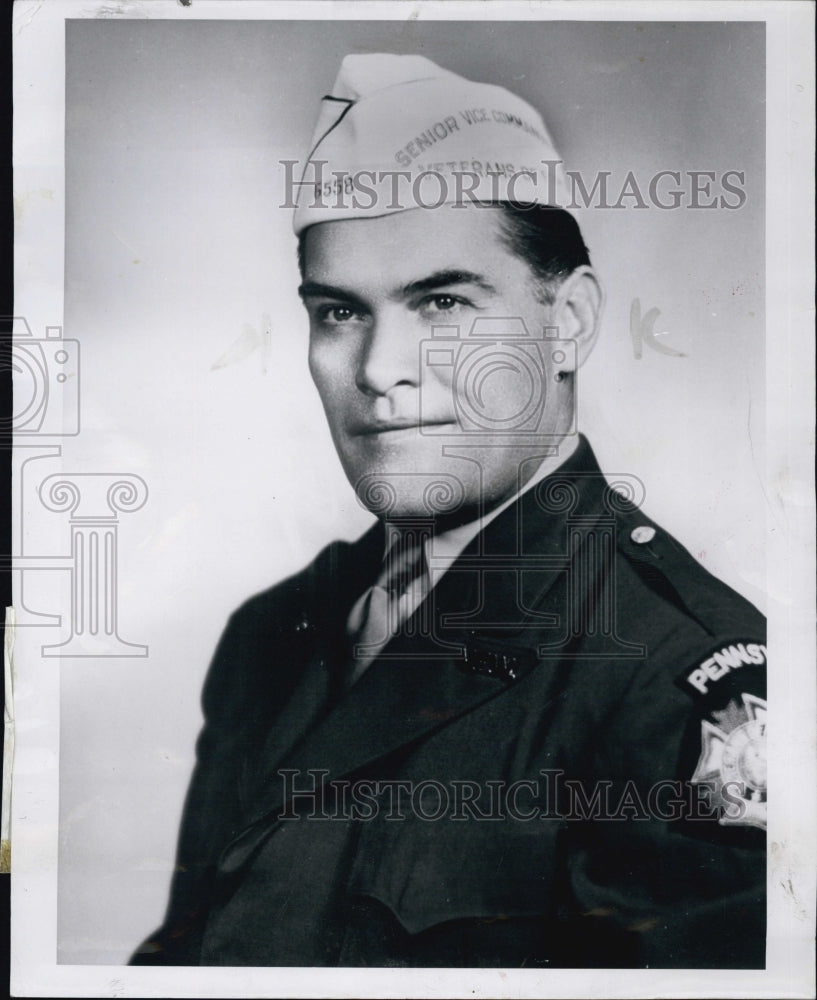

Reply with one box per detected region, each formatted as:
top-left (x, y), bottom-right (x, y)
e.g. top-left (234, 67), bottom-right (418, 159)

top-left (297, 281), bottom-right (363, 303)
top-left (297, 269), bottom-right (497, 304)
top-left (402, 270), bottom-right (497, 297)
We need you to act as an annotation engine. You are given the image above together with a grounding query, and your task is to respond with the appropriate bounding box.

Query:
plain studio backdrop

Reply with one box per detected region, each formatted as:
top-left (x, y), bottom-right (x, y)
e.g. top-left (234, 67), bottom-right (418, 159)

top-left (56, 19), bottom-right (764, 963)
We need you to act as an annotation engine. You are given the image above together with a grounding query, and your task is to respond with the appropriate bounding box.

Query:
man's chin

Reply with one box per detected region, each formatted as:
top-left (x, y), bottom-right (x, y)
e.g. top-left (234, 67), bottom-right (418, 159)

top-left (343, 455), bottom-right (479, 523)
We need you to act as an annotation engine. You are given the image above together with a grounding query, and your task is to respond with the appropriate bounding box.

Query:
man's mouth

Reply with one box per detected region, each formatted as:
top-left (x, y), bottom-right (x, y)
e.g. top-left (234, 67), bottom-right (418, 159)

top-left (351, 419), bottom-right (455, 437)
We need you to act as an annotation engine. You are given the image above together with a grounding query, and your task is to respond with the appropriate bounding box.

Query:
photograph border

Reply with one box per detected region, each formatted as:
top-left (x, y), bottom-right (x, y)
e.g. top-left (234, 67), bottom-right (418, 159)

top-left (9, 1), bottom-right (816, 997)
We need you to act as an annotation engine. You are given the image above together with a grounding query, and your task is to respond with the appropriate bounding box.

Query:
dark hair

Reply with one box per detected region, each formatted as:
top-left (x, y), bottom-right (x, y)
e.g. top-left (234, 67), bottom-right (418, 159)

top-left (495, 203), bottom-right (591, 304)
top-left (297, 202), bottom-right (591, 303)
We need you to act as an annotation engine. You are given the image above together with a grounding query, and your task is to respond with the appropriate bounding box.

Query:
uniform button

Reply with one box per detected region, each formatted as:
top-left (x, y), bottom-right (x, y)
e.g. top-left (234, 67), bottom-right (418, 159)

top-left (631, 525), bottom-right (656, 544)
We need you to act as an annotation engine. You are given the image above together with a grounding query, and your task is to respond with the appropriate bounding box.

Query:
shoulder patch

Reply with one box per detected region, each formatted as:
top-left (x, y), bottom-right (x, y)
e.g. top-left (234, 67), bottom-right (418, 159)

top-left (690, 692), bottom-right (767, 831)
top-left (676, 639), bottom-right (767, 698)
top-left (674, 638), bottom-right (767, 833)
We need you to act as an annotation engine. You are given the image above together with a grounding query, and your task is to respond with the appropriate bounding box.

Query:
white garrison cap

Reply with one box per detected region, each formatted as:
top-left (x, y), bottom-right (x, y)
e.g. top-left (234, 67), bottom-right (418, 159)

top-left (292, 54), bottom-right (569, 235)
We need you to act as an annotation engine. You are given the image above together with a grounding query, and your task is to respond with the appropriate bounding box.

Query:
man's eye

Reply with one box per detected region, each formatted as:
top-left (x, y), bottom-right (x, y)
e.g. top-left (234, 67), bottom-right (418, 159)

top-left (316, 304), bottom-right (362, 325)
top-left (422, 294), bottom-right (465, 315)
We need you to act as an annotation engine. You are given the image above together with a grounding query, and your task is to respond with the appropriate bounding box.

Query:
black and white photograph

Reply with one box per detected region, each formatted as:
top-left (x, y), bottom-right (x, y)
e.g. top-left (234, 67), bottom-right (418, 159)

top-left (8, 1), bottom-right (815, 997)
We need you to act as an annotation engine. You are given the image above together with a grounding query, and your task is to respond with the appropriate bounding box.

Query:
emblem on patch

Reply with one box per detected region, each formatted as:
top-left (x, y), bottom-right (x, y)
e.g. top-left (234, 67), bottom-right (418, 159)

top-left (690, 693), bottom-right (766, 830)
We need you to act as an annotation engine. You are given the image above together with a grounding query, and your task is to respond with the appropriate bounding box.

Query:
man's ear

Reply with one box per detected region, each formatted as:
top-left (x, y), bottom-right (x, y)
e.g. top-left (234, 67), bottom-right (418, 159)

top-left (549, 265), bottom-right (604, 371)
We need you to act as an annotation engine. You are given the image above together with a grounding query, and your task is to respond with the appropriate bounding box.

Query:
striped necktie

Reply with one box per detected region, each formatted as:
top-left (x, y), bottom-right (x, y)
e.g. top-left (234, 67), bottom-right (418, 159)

top-left (345, 537), bottom-right (427, 686)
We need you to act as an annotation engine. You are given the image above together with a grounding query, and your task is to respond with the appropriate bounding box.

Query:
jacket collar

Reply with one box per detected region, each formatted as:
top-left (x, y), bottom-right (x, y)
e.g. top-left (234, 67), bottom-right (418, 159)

top-left (413, 434), bottom-right (614, 634)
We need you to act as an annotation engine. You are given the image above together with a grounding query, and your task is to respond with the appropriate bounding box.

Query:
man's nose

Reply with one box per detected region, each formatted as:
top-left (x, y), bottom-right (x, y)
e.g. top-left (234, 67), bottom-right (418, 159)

top-left (355, 311), bottom-right (422, 396)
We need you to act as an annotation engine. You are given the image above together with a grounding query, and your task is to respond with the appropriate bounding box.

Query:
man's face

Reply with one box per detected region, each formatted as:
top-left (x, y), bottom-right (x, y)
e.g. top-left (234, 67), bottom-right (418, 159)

top-left (301, 205), bottom-right (574, 522)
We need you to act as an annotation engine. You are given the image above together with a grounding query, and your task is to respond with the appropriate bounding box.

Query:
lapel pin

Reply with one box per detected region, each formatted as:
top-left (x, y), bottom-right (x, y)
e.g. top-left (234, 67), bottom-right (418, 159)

top-left (462, 644), bottom-right (531, 682)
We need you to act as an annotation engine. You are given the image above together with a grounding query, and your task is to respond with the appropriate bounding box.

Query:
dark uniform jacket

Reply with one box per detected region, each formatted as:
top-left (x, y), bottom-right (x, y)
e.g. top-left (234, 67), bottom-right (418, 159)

top-left (133, 437), bottom-right (766, 968)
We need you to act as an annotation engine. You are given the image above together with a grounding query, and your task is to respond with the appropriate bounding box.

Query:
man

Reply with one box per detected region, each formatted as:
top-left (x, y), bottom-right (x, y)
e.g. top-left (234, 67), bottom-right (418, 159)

top-left (133, 54), bottom-right (765, 968)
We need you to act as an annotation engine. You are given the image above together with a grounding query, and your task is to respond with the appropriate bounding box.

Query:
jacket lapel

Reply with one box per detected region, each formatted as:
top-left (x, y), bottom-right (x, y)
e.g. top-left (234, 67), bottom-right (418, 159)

top-left (237, 521), bottom-right (386, 804)
top-left (218, 642), bottom-right (535, 876)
